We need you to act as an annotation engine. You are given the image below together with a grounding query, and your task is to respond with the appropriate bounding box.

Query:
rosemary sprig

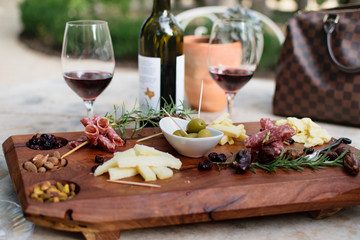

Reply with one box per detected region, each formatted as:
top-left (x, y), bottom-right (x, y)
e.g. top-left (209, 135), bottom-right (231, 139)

top-left (105, 97), bottom-right (195, 139)
top-left (250, 148), bottom-right (349, 173)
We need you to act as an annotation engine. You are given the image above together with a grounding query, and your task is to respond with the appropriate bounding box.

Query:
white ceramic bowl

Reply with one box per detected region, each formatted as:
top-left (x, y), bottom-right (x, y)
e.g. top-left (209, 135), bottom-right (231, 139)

top-left (159, 117), bottom-right (224, 158)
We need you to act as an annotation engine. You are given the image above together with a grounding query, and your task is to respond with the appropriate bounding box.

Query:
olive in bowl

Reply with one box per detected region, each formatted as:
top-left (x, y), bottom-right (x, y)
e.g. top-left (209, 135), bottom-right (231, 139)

top-left (159, 117), bottom-right (224, 158)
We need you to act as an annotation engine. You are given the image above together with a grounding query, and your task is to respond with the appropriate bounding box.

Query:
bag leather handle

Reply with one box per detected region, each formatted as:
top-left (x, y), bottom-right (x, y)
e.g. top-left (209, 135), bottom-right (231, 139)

top-left (323, 14), bottom-right (360, 73)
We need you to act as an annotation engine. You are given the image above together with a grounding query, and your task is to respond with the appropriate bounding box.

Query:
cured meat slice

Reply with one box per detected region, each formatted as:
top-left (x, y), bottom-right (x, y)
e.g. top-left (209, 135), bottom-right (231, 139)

top-left (260, 118), bottom-right (275, 130)
top-left (245, 124), bottom-right (296, 148)
top-left (268, 141), bottom-right (284, 155)
top-left (98, 135), bottom-right (116, 152)
top-left (77, 115), bottom-right (126, 152)
top-left (107, 127), bottom-right (125, 146)
top-left (80, 117), bottom-right (93, 127)
top-left (93, 114), bottom-right (101, 124)
top-left (96, 117), bottom-right (109, 134)
top-left (84, 124), bottom-right (99, 146)
top-left (69, 136), bottom-right (88, 148)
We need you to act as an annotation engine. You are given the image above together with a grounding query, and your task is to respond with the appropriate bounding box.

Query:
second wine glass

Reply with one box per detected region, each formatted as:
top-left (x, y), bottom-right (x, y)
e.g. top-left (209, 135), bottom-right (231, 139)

top-left (207, 18), bottom-right (257, 114)
top-left (61, 20), bottom-right (115, 117)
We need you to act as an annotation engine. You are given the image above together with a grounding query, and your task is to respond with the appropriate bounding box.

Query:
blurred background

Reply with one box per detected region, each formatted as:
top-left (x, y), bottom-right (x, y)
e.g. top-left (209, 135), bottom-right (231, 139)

top-left (2, 0), bottom-right (360, 82)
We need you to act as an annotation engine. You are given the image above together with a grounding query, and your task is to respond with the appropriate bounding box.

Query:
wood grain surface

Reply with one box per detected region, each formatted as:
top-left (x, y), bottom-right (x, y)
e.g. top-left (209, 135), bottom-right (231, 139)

top-left (3, 122), bottom-right (360, 236)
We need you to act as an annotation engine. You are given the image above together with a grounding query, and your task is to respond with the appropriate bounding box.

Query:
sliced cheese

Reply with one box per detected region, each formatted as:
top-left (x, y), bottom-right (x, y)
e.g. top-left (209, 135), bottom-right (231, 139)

top-left (136, 165), bottom-right (156, 181)
top-left (108, 167), bottom-right (138, 180)
top-left (94, 148), bottom-right (136, 176)
top-left (117, 155), bottom-right (182, 169)
top-left (151, 166), bottom-right (173, 180)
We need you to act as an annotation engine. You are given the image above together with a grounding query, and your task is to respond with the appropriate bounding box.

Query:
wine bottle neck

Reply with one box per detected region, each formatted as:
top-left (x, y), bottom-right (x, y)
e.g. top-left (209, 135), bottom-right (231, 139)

top-left (153, 0), bottom-right (171, 14)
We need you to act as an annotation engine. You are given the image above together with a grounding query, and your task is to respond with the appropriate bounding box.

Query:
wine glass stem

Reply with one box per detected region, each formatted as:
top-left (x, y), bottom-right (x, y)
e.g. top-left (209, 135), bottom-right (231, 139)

top-left (84, 100), bottom-right (94, 118)
top-left (226, 93), bottom-right (235, 115)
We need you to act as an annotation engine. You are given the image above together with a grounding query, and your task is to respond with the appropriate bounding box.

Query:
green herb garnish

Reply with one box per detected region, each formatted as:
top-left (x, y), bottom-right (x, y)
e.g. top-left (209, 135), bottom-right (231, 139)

top-left (105, 97), bottom-right (195, 139)
top-left (250, 148), bottom-right (349, 173)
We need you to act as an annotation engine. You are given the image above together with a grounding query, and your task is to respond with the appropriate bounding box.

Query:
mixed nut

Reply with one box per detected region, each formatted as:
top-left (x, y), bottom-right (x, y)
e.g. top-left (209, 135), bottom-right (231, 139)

top-left (30, 181), bottom-right (77, 203)
top-left (23, 151), bottom-right (67, 173)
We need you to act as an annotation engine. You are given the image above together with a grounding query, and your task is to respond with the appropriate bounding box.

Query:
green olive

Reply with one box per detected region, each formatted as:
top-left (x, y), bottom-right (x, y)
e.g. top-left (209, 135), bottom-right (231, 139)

top-left (185, 133), bottom-right (198, 138)
top-left (186, 118), bottom-right (206, 133)
top-left (197, 129), bottom-right (212, 138)
top-left (173, 130), bottom-right (187, 137)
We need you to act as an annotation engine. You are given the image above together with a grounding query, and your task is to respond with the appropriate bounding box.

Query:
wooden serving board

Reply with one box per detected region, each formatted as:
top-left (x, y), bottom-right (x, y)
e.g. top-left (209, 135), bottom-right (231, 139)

top-left (3, 122), bottom-right (360, 240)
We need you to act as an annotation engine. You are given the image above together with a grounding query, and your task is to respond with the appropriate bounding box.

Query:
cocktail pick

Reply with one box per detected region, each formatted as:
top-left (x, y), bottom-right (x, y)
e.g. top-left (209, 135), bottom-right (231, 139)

top-left (107, 179), bottom-right (161, 188)
top-left (198, 80), bottom-right (204, 119)
top-left (61, 140), bottom-right (89, 159)
top-left (162, 108), bottom-right (188, 136)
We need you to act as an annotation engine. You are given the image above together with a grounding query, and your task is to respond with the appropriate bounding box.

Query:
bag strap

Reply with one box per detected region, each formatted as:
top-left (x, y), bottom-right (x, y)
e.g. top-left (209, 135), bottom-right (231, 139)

top-left (323, 13), bottom-right (360, 73)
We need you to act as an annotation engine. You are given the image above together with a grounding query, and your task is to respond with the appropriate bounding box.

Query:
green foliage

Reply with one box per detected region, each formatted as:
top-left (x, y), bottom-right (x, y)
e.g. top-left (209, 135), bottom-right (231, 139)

top-left (20, 0), bottom-right (145, 59)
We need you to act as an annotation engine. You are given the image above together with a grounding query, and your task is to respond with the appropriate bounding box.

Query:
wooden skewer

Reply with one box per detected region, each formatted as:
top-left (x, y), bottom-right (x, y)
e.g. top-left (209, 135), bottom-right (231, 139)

top-left (136, 132), bottom-right (163, 142)
top-left (162, 108), bottom-right (188, 136)
top-left (198, 79), bottom-right (204, 119)
top-left (61, 140), bottom-right (89, 159)
top-left (107, 180), bottom-right (161, 188)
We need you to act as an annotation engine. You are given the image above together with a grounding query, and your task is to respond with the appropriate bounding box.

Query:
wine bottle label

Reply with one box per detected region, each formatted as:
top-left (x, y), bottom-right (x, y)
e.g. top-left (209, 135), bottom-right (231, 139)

top-left (139, 54), bottom-right (184, 111)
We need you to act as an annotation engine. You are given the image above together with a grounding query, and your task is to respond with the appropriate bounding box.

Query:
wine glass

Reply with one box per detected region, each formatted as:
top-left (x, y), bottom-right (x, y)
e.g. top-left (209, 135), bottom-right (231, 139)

top-left (61, 20), bottom-right (115, 117)
top-left (207, 18), bottom-right (257, 114)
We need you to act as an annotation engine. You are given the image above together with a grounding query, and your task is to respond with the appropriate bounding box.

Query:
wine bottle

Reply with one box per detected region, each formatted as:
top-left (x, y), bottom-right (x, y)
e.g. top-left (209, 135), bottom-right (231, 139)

top-left (138, 0), bottom-right (184, 111)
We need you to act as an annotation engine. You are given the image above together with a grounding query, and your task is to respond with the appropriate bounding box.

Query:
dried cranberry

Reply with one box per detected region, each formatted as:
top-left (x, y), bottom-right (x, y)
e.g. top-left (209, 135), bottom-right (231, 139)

top-left (233, 150), bottom-right (252, 174)
top-left (91, 165), bottom-right (99, 173)
top-left (217, 153), bottom-right (227, 162)
top-left (304, 148), bottom-right (314, 154)
top-left (207, 152), bottom-right (218, 162)
top-left (335, 147), bottom-right (349, 156)
top-left (284, 138), bottom-right (295, 144)
top-left (258, 146), bottom-right (277, 164)
top-left (343, 152), bottom-right (359, 176)
top-left (198, 159), bottom-right (213, 170)
top-left (208, 152), bottom-right (227, 162)
top-left (95, 155), bottom-right (104, 164)
top-left (326, 151), bottom-right (339, 161)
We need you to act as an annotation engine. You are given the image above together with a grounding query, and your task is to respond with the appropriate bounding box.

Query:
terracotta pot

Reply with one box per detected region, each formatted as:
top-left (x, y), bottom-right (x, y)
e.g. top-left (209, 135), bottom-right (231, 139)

top-left (184, 35), bottom-right (227, 112)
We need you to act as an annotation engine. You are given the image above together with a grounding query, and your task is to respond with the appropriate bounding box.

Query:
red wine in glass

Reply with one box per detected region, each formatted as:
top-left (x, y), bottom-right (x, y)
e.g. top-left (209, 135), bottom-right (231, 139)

top-left (208, 67), bottom-right (254, 94)
top-left (64, 71), bottom-right (112, 101)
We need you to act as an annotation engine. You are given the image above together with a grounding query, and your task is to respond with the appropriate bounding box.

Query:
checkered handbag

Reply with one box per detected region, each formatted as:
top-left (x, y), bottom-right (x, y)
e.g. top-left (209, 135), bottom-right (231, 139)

top-left (273, 7), bottom-right (360, 127)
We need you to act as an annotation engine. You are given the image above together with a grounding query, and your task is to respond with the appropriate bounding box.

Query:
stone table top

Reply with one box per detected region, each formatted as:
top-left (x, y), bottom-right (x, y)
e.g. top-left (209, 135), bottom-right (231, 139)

top-left (1, 74), bottom-right (360, 240)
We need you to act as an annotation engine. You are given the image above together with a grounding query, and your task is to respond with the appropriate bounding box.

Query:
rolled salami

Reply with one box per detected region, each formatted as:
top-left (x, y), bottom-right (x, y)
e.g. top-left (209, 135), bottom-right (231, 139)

top-left (107, 127), bottom-right (125, 146)
top-left (69, 136), bottom-right (88, 148)
top-left (84, 124), bottom-right (99, 146)
top-left (260, 118), bottom-right (275, 130)
top-left (245, 124), bottom-right (296, 148)
top-left (98, 134), bottom-right (116, 152)
top-left (97, 117), bottom-right (109, 135)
